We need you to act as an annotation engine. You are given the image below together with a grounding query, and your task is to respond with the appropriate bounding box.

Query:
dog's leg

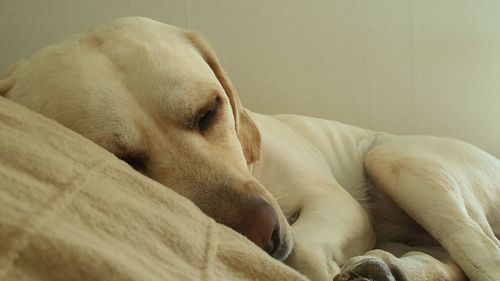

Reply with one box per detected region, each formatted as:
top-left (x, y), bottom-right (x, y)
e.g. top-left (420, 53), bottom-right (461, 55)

top-left (362, 141), bottom-right (500, 281)
top-left (335, 243), bottom-right (467, 281)
top-left (286, 187), bottom-right (376, 281)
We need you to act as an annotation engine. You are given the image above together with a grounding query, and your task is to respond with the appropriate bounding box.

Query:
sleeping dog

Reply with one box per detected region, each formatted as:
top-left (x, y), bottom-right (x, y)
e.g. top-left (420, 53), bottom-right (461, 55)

top-left (1, 17), bottom-right (499, 281)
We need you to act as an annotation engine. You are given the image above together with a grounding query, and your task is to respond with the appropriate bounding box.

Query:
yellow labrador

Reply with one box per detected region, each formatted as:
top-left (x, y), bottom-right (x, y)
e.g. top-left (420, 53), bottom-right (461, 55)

top-left (1, 17), bottom-right (499, 281)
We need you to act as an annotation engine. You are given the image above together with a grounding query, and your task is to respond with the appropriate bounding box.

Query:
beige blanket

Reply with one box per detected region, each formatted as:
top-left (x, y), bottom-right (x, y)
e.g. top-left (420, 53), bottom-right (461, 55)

top-left (0, 97), bottom-right (308, 281)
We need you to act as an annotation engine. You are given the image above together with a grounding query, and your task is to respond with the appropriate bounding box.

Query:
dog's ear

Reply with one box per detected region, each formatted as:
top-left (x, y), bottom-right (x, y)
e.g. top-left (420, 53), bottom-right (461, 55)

top-left (0, 61), bottom-right (25, 97)
top-left (0, 77), bottom-right (13, 97)
top-left (184, 32), bottom-right (261, 164)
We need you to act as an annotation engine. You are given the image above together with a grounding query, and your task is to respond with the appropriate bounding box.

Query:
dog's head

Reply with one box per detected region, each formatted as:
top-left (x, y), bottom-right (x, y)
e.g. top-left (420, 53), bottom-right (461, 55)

top-left (0, 17), bottom-right (292, 260)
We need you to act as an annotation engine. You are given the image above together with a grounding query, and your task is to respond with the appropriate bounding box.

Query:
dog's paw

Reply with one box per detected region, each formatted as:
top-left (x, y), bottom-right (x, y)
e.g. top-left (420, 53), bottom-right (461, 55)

top-left (333, 255), bottom-right (407, 281)
top-left (286, 241), bottom-right (340, 281)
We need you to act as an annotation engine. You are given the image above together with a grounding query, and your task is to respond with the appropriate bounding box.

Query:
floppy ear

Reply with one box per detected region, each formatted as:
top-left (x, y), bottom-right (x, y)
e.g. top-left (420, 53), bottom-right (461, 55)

top-left (0, 77), bottom-right (14, 97)
top-left (184, 32), bottom-right (261, 164)
top-left (0, 61), bottom-right (25, 97)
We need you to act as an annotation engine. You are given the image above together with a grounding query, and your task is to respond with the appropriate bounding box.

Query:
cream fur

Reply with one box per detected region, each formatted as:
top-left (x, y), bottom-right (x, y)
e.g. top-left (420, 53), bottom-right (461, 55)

top-left (1, 17), bottom-right (499, 281)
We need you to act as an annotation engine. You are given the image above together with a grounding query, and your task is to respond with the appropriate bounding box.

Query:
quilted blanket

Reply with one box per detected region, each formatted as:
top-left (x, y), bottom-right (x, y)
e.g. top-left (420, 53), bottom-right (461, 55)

top-left (0, 97), bottom-right (307, 281)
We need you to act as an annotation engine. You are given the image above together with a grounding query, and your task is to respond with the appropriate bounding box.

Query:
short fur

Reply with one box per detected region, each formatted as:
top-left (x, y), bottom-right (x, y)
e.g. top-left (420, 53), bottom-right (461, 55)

top-left (1, 17), bottom-right (499, 281)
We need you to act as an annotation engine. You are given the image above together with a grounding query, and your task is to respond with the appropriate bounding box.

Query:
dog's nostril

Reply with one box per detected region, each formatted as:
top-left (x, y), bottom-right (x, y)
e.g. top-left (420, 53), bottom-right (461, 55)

top-left (267, 226), bottom-right (281, 257)
top-left (233, 197), bottom-right (281, 257)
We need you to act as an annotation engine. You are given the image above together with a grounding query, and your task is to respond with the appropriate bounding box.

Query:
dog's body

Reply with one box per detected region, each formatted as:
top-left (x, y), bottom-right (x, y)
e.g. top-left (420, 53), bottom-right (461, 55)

top-left (252, 112), bottom-right (500, 280)
top-left (1, 18), bottom-right (499, 281)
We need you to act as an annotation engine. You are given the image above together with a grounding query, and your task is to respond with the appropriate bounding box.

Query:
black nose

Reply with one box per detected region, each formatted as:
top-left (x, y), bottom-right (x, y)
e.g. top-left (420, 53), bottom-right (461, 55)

top-left (267, 225), bottom-right (281, 257)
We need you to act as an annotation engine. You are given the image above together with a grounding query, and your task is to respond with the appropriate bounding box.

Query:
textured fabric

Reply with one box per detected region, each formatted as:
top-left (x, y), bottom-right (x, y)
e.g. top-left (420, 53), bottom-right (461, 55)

top-left (0, 97), bottom-right (308, 281)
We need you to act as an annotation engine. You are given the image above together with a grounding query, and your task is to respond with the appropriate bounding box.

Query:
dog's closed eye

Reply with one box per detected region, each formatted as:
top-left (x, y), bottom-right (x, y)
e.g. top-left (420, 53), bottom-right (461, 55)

top-left (197, 108), bottom-right (217, 132)
top-left (119, 154), bottom-right (148, 172)
top-left (195, 96), bottom-right (221, 133)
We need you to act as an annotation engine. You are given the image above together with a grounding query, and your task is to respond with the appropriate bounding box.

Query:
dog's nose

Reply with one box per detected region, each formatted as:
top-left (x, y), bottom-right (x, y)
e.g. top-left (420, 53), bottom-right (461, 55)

top-left (235, 198), bottom-right (281, 257)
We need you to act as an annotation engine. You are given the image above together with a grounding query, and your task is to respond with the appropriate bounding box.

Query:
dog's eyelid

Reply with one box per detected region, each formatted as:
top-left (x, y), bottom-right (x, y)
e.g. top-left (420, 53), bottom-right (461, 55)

top-left (195, 96), bottom-right (221, 133)
top-left (118, 153), bottom-right (148, 172)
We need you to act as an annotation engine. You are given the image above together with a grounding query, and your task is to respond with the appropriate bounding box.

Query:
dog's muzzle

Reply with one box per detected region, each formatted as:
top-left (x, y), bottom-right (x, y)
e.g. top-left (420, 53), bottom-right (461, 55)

top-left (230, 197), bottom-right (283, 258)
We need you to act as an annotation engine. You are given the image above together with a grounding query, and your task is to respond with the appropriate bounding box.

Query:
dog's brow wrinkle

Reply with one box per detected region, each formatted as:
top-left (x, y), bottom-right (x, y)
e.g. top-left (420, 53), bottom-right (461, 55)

top-left (195, 91), bottom-right (220, 112)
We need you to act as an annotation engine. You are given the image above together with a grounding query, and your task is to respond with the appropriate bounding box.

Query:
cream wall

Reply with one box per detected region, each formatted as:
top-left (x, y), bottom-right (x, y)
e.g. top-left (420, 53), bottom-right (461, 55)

top-left (1, 1), bottom-right (500, 157)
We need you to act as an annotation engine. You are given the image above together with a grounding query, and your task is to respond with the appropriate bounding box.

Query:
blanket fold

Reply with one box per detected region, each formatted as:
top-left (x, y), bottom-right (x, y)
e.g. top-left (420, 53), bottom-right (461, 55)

top-left (0, 97), bottom-right (307, 281)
